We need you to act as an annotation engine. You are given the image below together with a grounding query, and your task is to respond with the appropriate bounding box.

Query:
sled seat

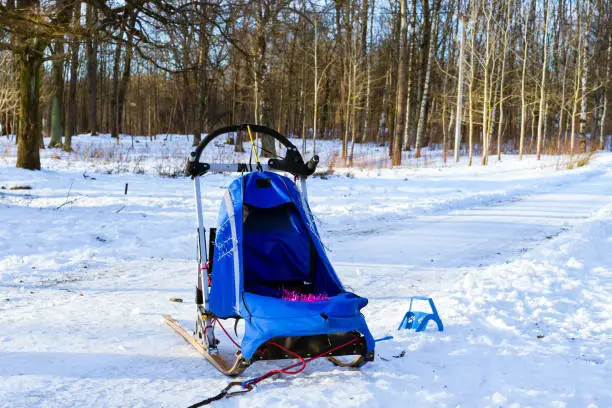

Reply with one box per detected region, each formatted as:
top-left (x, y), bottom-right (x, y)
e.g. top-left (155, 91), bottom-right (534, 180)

top-left (239, 292), bottom-right (375, 359)
top-left (242, 201), bottom-right (347, 299)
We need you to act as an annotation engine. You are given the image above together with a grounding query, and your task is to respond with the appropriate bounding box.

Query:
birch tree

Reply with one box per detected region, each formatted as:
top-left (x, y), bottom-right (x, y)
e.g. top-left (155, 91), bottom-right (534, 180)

top-left (536, 0), bottom-right (549, 160)
top-left (519, 1), bottom-right (530, 160)
top-left (601, 32), bottom-right (610, 149)
top-left (454, 15), bottom-right (465, 162)
top-left (577, 2), bottom-right (591, 153)
top-left (496, 0), bottom-right (511, 160)
top-left (415, 0), bottom-right (440, 158)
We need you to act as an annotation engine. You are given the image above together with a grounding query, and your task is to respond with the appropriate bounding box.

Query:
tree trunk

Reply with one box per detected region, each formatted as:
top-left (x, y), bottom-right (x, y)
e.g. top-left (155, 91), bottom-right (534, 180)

top-left (557, 66), bottom-right (567, 152)
top-left (467, 6), bottom-right (477, 166)
top-left (454, 17), bottom-right (465, 163)
top-left (116, 13), bottom-right (137, 141)
top-left (415, 0), bottom-right (439, 158)
top-left (110, 39), bottom-right (122, 139)
top-left (391, 0), bottom-right (408, 165)
top-left (233, 63), bottom-right (245, 152)
top-left (65, 0), bottom-right (80, 152)
top-left (193, 4), bottom-right (208, 147)
top-left (377, 67), bottom-right (390, 144)
top-left (49, 0), bottom-right (70, 147)
top-left (299, 45), bottom-right (306, 155)
top-left (402, 0), bottom-right (417, 150)
top-left (361, 2), bottom-right (372, 143)
top-left (342, 52), bottom-right (351, 162)
top-left (536, 0), bottom-right (549, 160)
top-left (519, 4), bottom-right (529, 160)
top-left (253, 7), bottom-right (276, 158)
top-left (85, 3), bottom-right (98, 135)
top-left (480, 14), bottom-right (492, 166)
top-left (570, 61), bottom-right (580, 154)
top-left (578, 4), bottom-right (590, 153)
top-left (601, 33), bottom-right (610, 149)
top-left (313, 18), bottom-right (320, 152)
top-left (50, 57), bottom-right (64, 147)
top-left (49, 46), bottom-right (64, 147)
top-left (16, 38), bottom-right (46, 170)
top-left (497, 1), bottom-right (511, 161)
top-left (349, 57), bottom-right (358, 166)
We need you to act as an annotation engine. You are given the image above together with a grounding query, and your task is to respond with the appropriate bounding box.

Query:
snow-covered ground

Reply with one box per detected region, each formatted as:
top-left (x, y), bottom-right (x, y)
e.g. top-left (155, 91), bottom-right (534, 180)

top-left (1, 134), bottom-right (611, 407)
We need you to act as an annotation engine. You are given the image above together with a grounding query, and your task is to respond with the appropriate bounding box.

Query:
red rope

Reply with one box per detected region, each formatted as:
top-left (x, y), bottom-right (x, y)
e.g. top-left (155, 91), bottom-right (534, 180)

top-left (210, 318), bottom-right (362, 390)
top-left (265, 341), bottom-right (307, 375)
top-left (200, 261), bottom-right (212, 287)
top-left (243, 336), bottom-right (360, 388)
top-left (212, 318), bottom-right (242, 349)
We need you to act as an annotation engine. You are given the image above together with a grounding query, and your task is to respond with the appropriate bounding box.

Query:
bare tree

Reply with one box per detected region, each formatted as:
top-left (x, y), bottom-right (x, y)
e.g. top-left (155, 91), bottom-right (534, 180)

top-left (454, 15), bottom-right (465, 163)
top-left (601, 32), bottom-right (610, 149)
top-left (519, 1), bottom-right (530, 160)
top-left (391, 0), bottom-right (408, 165)
top-left (7, 0), bottom-right (48, 169)
top-left (496, 0), bottom-right (512, 161)
top-left (536, 0), bottom-right (549, 160)
top-left (49, 0), bottom-right (71, 147)
top-left (0, 52), bottom-right (19, 136)
top-left (578, 1), bottom-right (591, 153)
top-left (415, 0), bottom-right (440, 158)
top-left (402, 0), bottom-right (416, 151)
top-left (85, 2), bottom-right (98, 135)
top-left (480, 2), bottom-right (494, 166)
top-left (64, 0), bottom-right (80, 151)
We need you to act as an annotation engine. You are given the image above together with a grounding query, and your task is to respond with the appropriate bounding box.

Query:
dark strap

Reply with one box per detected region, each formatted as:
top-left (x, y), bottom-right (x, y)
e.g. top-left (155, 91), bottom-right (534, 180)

top-left (187, 382), bottom-right (252, 408)
top-left (186, 389), bottom-right (227, 408)
top-left (208, 227), bottom-right (216, 275)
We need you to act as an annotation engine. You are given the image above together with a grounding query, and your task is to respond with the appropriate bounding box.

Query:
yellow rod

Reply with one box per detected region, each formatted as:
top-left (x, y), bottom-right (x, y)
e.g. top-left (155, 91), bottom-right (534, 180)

top-left (246, 125), bottom-right (261, 166)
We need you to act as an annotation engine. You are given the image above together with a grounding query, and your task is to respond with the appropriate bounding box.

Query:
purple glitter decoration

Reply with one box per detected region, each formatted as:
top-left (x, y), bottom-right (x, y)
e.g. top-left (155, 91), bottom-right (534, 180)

top-left (280, 288), bottom-right (329, 302)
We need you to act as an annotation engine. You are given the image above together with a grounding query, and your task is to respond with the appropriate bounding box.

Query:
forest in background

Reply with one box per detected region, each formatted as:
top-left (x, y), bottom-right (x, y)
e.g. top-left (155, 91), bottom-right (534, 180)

top-left (0, 0), bottom-right (610, 170)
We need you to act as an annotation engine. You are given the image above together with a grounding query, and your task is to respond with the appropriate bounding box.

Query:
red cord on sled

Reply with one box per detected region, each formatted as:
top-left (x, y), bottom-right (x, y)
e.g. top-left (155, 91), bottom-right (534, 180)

top-left (212, 318), bottom-right (242, 349)
top-left (242, 336), bottom-right (359, 388)
top-left (212, 318), bottom-right (361, 389)
top-left (200, 261), bottom-right (212, 287)
top-left (188, 319), bottom-right (361, 407)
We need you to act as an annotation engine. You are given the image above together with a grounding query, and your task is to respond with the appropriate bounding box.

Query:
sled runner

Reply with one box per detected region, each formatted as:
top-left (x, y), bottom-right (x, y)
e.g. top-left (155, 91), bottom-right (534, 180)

top-left (165, 124), bottom-right (375, 376)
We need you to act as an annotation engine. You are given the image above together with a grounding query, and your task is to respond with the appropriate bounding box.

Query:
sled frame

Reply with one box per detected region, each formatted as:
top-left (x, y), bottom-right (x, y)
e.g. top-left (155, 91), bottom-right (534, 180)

top-left (164, 315), bottom-right (251, 376)
top-left (164, 315), bottom-right (371, 378)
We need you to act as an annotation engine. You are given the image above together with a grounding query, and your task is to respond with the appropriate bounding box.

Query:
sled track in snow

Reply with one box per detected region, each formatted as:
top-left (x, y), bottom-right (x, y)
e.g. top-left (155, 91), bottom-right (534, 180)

top-left (326, 165), bottom-right (609, 243)
top-left (331, 163), bottom-right (612, 285)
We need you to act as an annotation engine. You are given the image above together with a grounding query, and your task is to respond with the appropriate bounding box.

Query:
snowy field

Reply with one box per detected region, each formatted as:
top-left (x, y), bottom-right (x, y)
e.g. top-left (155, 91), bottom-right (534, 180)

top-left (1, 134), bottom-right (611, 407)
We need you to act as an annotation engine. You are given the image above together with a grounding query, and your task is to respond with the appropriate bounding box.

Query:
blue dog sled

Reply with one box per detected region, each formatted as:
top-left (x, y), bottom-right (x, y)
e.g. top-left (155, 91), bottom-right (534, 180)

top-left (164, 124), bottom-right (375, 376)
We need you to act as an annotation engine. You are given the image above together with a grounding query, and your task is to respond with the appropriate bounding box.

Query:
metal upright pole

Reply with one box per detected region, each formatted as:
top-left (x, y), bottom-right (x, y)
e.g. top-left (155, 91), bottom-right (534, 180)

top-left (193, 176), bottom-right (215, 347)
top-left (299, 177), bottom-right (308, 201)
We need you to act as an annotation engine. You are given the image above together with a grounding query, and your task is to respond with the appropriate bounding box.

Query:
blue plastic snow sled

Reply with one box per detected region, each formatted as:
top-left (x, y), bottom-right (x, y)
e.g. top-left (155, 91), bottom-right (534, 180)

top-left (398, 296), bottom-right (444, 332)
top-left (181, 124), bottom-right (375, 376)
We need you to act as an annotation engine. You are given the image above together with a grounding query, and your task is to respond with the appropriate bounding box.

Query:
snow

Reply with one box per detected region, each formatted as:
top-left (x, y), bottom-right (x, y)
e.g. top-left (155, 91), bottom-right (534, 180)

top-left (1, 134), bottom-right (612, 407)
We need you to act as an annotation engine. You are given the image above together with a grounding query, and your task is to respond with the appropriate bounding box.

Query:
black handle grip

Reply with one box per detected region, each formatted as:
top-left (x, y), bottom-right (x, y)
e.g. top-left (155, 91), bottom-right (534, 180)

top-left (307, 155), bottom-right (319, 171)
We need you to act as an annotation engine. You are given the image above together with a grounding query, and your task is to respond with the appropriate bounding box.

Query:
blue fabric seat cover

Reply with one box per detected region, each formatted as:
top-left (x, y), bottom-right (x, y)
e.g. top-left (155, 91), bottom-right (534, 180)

top-left (208, 171), bottom-right (375, 359)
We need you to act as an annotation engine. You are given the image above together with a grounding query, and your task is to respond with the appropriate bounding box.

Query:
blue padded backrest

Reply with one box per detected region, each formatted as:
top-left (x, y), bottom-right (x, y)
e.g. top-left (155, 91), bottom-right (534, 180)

top-left (242, 204), bottom-right (311, 291)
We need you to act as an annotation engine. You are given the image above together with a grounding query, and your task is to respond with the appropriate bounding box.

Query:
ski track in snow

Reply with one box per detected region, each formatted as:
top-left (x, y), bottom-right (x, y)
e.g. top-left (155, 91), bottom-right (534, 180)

top-left (1, 141), bottom-right (612, 407)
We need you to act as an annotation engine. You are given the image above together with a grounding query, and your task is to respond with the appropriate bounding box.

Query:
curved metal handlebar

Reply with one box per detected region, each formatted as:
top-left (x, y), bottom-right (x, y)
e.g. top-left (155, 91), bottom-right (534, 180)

top-left (192, 124), bottom-right (299, 163)
top-left (186, 124), bottom-right (318, 178)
